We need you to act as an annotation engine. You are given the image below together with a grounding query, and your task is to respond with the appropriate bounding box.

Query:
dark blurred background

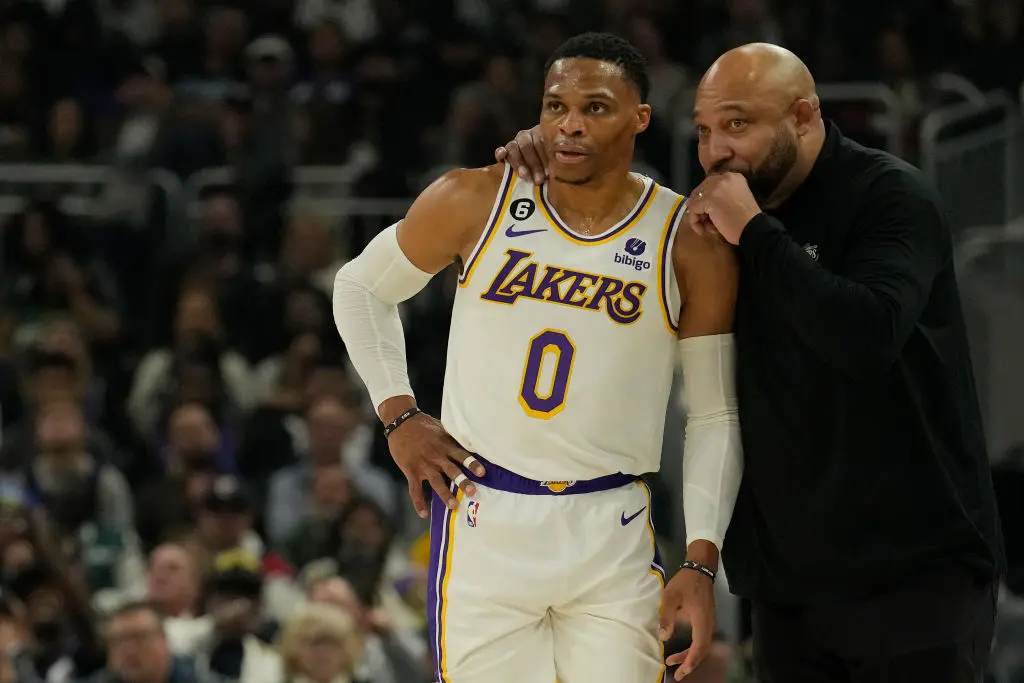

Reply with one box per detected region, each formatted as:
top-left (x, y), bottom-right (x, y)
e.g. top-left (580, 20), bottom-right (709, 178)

top-left (0, 1), bottom-right (1022, 682)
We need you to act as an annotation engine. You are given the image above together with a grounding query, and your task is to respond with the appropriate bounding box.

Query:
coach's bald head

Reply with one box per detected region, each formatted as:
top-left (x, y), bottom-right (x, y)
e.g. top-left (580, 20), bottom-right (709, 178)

top-left (693, 43), bottom-right (826, 206)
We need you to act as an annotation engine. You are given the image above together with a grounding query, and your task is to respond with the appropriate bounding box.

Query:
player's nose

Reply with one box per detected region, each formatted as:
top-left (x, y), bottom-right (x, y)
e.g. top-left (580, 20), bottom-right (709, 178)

top-left (558, 108), bottom-right (587, 137)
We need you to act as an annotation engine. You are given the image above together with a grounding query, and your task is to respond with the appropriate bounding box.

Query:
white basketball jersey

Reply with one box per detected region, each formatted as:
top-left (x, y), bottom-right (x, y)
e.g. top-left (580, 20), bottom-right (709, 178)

top-left (440, 163), bottom-right (686, 480)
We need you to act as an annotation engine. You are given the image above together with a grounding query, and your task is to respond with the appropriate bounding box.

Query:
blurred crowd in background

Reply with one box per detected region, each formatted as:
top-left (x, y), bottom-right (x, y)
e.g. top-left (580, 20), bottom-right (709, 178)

top-left (0, 1), bottom-right (1023, 682)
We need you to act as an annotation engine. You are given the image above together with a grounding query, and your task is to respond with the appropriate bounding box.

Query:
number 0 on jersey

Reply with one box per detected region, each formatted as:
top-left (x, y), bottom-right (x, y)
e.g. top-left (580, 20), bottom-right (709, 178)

top-left (519, 329), bottom-right (576, 419)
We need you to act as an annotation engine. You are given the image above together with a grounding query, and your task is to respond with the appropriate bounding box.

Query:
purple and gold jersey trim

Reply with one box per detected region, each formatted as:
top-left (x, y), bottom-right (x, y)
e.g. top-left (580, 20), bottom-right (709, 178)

top-left (427, 483), bottom-right (460, 682)
top-left (639, 480), bottom-right (668, 683)
top-left (458, 164), bottom-right (517, 288)
top-left (464, 454), bottom-right (636, 495)
top-left (535, 179), bottom-right (658, 246)
top-left (657, 196), bottom-right (687, 334)
top-left (425, 477), bottom-right (666, 682)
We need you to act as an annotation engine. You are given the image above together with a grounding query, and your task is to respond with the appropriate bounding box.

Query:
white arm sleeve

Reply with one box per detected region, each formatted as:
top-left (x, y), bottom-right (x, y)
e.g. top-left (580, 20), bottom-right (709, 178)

top-left (332, 223), bottom-right (435, 411)
top-left (679, 333), bottom-right (744, 549)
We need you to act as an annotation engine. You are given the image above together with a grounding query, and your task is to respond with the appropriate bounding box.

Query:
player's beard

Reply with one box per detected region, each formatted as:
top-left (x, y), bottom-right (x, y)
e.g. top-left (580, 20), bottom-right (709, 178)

top-left (743, 125), bottom-right (798, 205)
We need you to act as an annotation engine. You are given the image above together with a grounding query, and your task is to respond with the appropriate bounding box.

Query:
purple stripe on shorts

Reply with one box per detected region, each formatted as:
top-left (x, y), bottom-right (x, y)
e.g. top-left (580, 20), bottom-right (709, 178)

top-left (465, 454), bottom-right (637, 495)
top-left (652, 537), bottom-right (666, 582)
top-left (426, 487), bottom-right (453, 682)
top-left (640, 481), bottom-right (667, 580)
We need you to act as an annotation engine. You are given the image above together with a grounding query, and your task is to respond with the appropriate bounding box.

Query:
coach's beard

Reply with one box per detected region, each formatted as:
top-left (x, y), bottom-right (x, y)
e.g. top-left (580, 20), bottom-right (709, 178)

top-left (713, 126), bottom-right (799, 206)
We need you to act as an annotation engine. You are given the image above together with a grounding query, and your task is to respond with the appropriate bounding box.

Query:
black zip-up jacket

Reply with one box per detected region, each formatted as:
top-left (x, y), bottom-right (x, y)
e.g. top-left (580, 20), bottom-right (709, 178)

top-left (722, 122), bottom-right (1005, 604)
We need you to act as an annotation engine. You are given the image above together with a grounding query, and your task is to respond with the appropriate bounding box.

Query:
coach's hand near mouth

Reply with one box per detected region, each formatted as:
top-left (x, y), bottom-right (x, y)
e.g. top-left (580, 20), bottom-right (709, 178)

top-left (686, 172), bottom-right (762, 245)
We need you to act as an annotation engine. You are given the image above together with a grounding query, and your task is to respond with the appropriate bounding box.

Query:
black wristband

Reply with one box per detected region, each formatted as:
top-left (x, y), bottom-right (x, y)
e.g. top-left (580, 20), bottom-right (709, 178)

top-left (383, 407), bottom-right (422, 437)
top-left (680, 560), bottom-right (717, 582)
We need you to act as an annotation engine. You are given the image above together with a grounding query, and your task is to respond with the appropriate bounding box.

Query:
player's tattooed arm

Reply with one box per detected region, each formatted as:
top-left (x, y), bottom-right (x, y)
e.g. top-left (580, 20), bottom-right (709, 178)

top-left (397, 164), bottom-right (507, 274)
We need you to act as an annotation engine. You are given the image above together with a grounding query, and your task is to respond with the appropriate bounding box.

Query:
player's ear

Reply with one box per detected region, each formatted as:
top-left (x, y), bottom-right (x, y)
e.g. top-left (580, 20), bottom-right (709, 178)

top-left (635, 104), bottom-right (652, 134)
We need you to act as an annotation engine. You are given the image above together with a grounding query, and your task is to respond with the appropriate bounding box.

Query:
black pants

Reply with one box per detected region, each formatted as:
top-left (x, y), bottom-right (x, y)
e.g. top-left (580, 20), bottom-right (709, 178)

top-left (752, 567), bottom-right (997, 683)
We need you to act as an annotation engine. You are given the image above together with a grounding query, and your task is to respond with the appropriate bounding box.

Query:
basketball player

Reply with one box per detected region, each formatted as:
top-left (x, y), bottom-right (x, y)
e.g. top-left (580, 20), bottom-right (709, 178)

top-left (333, 33), bottom-right (743, 682)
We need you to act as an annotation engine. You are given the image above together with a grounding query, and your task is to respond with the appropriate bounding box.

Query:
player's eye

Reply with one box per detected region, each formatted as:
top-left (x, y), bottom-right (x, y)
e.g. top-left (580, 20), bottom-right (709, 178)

top-left (546, 101), bottom-right (564, 113)
top-left (588, 102), bottom-right (607, 113)
top-left (728, 119), bottom-right (747, 131)
top-left (694, 125), bottom-right (709, 138)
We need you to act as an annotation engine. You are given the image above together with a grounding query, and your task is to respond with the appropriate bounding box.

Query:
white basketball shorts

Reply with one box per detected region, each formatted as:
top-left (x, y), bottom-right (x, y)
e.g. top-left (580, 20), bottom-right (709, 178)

top-left (426, 455), bottom-right (667, 683)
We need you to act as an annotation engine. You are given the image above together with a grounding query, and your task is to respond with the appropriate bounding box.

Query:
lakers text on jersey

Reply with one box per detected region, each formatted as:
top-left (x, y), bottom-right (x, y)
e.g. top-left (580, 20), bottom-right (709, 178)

top-left (440, 163), bottom-right (688, 481)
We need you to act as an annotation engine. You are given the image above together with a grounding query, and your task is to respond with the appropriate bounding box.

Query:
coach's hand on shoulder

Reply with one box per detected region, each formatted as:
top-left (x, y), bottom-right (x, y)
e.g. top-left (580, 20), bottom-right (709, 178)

top-left (380, 397), bottom-right (485, 519)
top-left (660, 559), bottom-right (718, 679)
top-left (494, 126), bottom-right (548, 185)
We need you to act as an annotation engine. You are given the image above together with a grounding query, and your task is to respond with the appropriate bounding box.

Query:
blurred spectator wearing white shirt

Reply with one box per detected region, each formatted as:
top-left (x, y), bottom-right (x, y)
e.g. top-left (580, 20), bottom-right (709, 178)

top-left (165, 550), bottom-right (282, 683)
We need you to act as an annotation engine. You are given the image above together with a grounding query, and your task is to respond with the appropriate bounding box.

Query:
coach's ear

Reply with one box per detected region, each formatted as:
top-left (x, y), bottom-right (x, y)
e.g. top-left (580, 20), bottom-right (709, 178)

top-left (635, 104), bottom-right (651, 135)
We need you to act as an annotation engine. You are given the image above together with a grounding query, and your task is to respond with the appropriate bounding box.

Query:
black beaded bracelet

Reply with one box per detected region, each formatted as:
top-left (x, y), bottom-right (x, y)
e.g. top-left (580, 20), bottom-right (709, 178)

top-left (383, 407), bottom-right (422, 437)
top-left (680, 560), bottom-right (717, 582)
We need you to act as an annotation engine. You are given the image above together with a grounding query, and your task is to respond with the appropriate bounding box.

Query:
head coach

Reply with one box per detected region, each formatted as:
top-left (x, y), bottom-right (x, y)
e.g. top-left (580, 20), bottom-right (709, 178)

top-left (496, 42), bottom-right (1004, 682)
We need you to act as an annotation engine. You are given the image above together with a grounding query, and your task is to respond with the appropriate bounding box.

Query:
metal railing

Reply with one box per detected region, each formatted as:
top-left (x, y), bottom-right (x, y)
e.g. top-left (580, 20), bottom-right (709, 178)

top-left (930, 72), bottom-right (987, 107)
top-left (920, 91), bottom-right (1024, 460)
top-left (179, 164), bottom-right (411, 246)
top-left (0, 89), bottom-right (1014, 242)
top-left (182, 165), bottom-right (367, 220)
top-left (0, 163), bottom-right (413, 240)
top-left (0, 165), bottom-right (184, 224)
top-left (954, 220), bottom-right (1024, 461)
top-left (919, 92), bottom-right (1022, 234)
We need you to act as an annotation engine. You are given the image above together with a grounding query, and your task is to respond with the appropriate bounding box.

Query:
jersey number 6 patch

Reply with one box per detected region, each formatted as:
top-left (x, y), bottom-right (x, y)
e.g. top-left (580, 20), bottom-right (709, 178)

top-left (518, 329), bottom-right (576, 419)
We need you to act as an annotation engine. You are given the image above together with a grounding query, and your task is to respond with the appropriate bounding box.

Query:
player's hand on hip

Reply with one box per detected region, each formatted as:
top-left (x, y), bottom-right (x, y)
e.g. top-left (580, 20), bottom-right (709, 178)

top-left (494, 125), bottom-right (548, 185)
top-left (660, 567), bottom-right (717, 679)
top-left (387, 412), bottom-right (485, 519)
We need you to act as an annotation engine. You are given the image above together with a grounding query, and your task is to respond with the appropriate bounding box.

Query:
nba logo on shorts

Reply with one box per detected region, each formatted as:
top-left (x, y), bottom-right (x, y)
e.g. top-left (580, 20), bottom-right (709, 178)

top-left (466, 500), bottom-right (480, 527)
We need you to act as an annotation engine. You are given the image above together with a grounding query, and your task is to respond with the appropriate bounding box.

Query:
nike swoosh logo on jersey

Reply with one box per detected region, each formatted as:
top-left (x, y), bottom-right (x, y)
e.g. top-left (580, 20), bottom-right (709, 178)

top-left (621, 507), bottom-right (646, 526)
top-left (505, 224), bottom-right (546, 238)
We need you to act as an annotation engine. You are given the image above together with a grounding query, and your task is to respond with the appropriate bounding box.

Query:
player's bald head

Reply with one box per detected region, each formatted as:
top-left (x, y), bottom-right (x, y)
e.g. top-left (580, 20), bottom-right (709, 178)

top-left (692, 43), bottom-right (825, 206)
top-left (698, 43), bottom-right (818, 115)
